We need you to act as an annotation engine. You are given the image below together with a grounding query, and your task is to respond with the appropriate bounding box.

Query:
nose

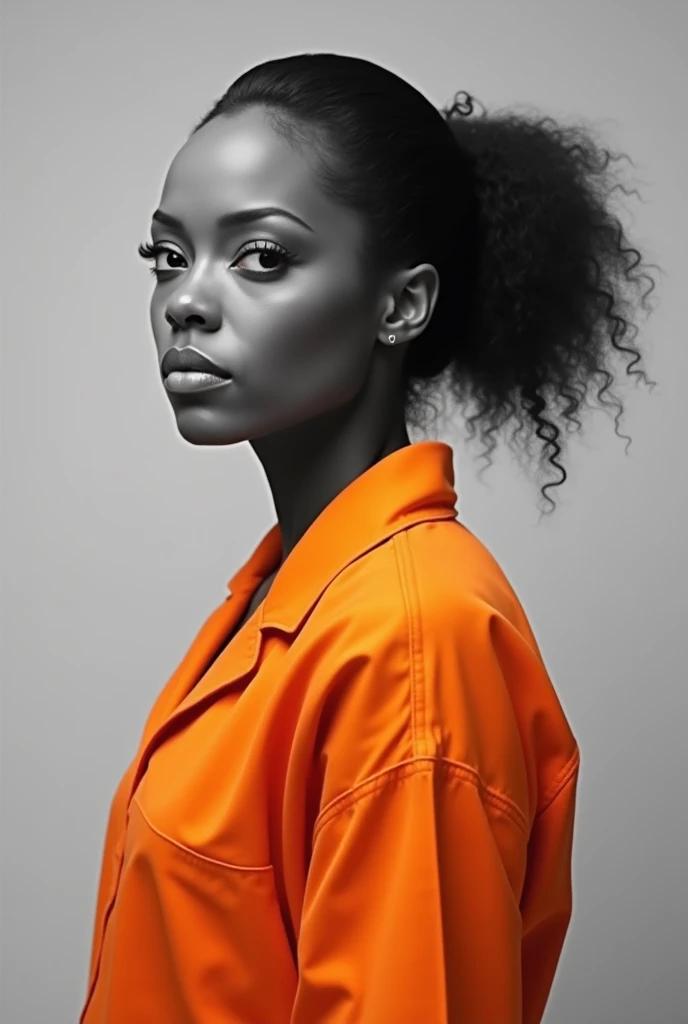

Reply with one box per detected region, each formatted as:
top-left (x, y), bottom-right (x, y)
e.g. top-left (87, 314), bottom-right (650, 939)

top-left (165, 293), bottom-right (222, 332)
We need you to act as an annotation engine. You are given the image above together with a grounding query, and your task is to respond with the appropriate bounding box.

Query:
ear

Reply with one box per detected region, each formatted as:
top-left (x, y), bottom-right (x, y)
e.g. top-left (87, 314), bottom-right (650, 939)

top-left (376, 263), bottom-right (440, 346)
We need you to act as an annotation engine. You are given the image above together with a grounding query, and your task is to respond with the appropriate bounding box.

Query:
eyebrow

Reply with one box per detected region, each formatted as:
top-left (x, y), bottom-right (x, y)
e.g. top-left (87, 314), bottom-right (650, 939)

top-left (150, 206), bottom-right (314, 234)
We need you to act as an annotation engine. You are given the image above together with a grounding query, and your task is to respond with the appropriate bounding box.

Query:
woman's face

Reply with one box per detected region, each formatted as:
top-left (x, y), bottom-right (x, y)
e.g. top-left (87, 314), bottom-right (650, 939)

top-left (145, 107), bottom-right (387, 446)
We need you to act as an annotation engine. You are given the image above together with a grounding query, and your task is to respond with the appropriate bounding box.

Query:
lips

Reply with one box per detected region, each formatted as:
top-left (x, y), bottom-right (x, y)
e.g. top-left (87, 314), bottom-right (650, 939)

top-left (160, 346), bottom-right (232, 379)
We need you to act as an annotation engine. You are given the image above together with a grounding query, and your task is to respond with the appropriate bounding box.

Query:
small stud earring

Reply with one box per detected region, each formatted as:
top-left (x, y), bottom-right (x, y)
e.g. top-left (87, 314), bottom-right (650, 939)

top-left (388, 335), bottom-right (395, 344)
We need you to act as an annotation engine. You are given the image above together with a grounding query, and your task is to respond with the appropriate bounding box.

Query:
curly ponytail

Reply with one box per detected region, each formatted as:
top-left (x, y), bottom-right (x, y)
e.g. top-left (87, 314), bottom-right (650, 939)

top-left (425, 90), bottom-right (661, 514)
top-left (191, 55), bottom-right (662, 515)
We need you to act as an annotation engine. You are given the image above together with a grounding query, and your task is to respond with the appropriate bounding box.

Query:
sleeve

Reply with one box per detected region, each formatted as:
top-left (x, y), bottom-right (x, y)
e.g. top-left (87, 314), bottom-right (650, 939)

top-left (290, 757), bottom-right (530, 1024)
top-left (520, 756), bottom-right (580, 1024)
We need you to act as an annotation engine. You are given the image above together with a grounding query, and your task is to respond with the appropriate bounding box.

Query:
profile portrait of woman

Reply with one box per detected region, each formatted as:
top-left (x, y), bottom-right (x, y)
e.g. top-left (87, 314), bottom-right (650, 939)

top-left (77, 52), bottom-right (659, 1024)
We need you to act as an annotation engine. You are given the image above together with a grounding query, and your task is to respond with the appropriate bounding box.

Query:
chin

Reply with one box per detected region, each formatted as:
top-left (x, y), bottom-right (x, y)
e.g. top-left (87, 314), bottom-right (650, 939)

top-left (173, 414), bottom-right (246, 447)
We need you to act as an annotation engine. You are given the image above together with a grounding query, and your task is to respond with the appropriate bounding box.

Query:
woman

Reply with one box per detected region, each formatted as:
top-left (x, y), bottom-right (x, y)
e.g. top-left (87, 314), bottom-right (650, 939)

top-left (79, 53), bottom-right (659, 1024)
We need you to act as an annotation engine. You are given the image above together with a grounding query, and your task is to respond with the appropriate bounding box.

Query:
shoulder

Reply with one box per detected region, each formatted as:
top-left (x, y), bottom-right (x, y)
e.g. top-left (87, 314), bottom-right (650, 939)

top-left (304, 517), bottom-right (532, 755)
top-left (316, 516), bottom-right (529, 652)
top-left (307, 518), bottom-right (577, 823)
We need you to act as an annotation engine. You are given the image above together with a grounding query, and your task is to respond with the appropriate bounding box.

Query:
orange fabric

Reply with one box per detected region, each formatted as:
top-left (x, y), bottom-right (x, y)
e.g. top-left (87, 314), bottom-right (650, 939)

top-left (79, 440), bottom-right (579, 1024)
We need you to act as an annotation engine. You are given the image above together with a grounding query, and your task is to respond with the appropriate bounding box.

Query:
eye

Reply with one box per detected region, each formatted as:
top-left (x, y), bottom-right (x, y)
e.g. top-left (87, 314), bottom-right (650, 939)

top-left (137, 240), bottom-right (185, 277)
top-left (232, 240), bottom-right (297, 275)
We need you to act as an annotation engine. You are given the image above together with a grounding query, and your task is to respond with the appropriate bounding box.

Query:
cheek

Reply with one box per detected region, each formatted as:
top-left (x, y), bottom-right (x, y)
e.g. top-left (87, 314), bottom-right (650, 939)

top-left (254, 282), bottom-right (373, 387)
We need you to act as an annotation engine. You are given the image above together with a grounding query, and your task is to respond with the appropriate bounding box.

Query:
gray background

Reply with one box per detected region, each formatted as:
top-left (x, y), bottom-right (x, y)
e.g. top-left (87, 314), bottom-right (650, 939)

top-left (2, 1), bottom-right (686, 1021)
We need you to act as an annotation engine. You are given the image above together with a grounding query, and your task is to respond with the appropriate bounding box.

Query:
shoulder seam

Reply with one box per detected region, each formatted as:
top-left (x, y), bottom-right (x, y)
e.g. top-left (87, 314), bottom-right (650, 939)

top-left (311, 756), bottom-right (529, 846)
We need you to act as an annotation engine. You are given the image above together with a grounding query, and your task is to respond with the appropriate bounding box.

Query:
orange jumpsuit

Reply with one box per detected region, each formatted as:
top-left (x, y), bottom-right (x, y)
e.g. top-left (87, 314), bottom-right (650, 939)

top-left (79, 440), bottom-right (579, 1024)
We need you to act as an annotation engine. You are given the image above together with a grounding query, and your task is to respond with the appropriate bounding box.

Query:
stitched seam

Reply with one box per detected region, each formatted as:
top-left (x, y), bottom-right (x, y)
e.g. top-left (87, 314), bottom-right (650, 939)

top-left (393, 531), bottom-right (426, 759)
top-left (131, 794), bottom-right (274, 872)
top-left (401, 529), bottom-right (429, 758)
top-left (312, 756), bottom-right (528, 844)
top-left (536, 746), bottom-right (580, 818)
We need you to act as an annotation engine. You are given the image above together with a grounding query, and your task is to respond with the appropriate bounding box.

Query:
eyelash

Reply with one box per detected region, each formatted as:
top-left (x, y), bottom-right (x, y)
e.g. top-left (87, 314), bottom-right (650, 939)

top-left (136, 239), bottom-right (298, 277)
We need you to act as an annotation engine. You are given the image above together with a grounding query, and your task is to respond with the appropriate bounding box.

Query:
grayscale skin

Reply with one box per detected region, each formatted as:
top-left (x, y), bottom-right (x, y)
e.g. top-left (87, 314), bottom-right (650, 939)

top-left (147, 106), bottom-right (440, 602)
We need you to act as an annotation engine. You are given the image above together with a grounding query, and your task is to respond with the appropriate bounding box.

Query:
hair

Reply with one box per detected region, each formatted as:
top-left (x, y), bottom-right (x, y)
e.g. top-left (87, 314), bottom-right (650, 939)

top-left (190, 53), bottom-right (662, 517)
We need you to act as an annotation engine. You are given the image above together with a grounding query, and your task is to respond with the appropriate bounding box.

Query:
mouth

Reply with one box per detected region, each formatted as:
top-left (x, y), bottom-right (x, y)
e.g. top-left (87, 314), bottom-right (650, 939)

top-left (160, 345), bottom-right (233, 380)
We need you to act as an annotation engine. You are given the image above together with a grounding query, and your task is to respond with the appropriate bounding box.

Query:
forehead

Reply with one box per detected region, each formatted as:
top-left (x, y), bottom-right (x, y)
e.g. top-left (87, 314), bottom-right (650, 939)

top-left (159, 107), bottom-right (355, 237)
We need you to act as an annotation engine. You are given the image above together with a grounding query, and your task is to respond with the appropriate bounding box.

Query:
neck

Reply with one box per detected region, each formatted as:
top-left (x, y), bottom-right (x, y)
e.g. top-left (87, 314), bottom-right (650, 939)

top-left (250, 406), bottom-right (410, 569)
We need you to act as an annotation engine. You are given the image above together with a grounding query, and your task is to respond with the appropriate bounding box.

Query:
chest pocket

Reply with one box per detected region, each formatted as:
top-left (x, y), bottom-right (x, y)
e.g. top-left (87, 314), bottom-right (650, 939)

top-left (98, 795), bottom-right (298, 1024)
